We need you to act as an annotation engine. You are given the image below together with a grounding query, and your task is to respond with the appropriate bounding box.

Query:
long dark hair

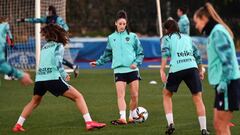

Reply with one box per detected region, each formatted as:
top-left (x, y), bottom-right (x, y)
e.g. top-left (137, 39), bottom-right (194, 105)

top-left (48, 5), bottom-right (57, 16)
top-left (115, 10), bottom-right (129, 34)
top-left (163, 19), bottom-right (181, 38)
top-left (194, 2), bottom-right (233, 38)
top-left (0, 16), bottom-right (7, 23)
top-left (41, 24), bottom-right (69, 46)
top-left (178, 6), bottom-right (188, 14)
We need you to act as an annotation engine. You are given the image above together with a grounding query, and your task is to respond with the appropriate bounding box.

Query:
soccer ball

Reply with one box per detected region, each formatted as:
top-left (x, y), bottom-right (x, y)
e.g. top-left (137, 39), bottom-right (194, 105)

top-left (132, 107), bottom-right (148, 123)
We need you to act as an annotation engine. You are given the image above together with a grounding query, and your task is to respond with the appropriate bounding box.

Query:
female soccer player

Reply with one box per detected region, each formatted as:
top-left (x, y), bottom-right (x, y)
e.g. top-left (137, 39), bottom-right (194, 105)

top-left (90, 10), bottom-right (144, 125)
top-left (0, 17), bottom-right (33, 85)
top-left (194, 3), bottom-right (240, 135)
top-left (12, 24), bottom-right (106, 132)
top-left (160, 19), bottom-right (209, 135)
top-left (16, 5), bottom-right (79, 78)
top-left (177, 6), bottom-right (190, 35)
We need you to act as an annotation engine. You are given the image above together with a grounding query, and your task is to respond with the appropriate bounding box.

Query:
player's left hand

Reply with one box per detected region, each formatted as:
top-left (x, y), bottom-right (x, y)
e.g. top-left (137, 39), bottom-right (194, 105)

top-left (16, 18), bottom-right (25, 23)
top-left (10, 39), bottom-right (14, 47)
top-left (130, 64), bottom-right (137, 69)
top-left (89, 61), bottom-right (97, 68)
top-left (217, 81), bottom-right (228, 93)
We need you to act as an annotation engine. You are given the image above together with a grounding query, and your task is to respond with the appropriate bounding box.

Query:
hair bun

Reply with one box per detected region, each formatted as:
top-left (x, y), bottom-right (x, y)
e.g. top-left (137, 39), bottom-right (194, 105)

top-left (116, 10), bottom-right (127, 20)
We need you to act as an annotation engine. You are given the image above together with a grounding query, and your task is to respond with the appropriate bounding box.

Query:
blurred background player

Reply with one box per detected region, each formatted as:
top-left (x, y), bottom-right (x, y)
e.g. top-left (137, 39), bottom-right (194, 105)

top-left (194, 2), bottom-right (240, 135)
top-left (177, 6), bottom-right (190, 35)
top-left (90, 10), bottom-right (144, 125)
top-left (16, 5), bottom-right (79, 78)
top-left (160, 19), bottom-right (209, 135)
top-left (0, 16), bottom-right (33, 85)
top-left (0, 17), bottom-right (15, 80)
top-left (12, 24), bottom-right (106, 132)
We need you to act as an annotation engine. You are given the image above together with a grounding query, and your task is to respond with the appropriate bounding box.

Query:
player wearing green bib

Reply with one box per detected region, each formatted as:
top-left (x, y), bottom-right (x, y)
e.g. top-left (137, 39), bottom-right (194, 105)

top-left (160, 20), bottom-right (209, 135)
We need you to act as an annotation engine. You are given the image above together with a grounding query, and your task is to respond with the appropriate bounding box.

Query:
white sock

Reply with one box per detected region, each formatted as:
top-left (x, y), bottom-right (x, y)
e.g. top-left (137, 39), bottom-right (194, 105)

top-left (119, 110), bottom-right (126, 120)
top-left (129, 110), bottom-right (133, 119)
top-left (166, 113), bottom-right (174, 126)
top-left (17, 116), bottom-right (26, 126)
top-left (83, 113), bottom-right (92, 122)
top-left (198, 116), bottom-right (207, 130)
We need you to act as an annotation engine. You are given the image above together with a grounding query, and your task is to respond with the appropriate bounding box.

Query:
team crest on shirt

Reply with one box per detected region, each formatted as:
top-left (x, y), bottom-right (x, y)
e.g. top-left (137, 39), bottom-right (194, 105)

top-left (113, 39), bottom-right (116, 42)
top-left (125, 37), bottom-right (130, 41)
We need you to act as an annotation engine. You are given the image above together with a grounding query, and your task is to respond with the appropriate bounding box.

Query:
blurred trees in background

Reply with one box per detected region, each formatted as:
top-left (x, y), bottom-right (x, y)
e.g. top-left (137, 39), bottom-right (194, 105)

top-left (66, 0), bottom-right (240, 40)
top-left (67, 0), bottom-right (157, 36)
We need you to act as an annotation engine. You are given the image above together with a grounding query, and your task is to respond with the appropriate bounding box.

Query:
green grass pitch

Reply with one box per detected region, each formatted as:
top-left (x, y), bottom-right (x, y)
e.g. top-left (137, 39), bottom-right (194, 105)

top-left (0, 69), bottom-right (239, 135)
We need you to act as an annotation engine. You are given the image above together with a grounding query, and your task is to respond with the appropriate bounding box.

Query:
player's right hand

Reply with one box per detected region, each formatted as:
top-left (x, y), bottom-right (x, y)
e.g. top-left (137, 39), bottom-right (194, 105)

top-left (89, 61), bottom-right (97, 68)
top-left (20, 72), bottom-right (33, 86)
top-left (160, 70), bottom-right (167, 83)
top-left (199, 71), bottom-right (204, 80)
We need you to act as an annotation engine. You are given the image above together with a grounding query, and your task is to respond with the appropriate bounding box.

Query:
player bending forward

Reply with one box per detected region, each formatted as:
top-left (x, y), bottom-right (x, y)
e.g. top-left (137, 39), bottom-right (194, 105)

top-left (12, 24), bottom-right (106, 132)
top-left (160, 19), bottom-right (209, 135)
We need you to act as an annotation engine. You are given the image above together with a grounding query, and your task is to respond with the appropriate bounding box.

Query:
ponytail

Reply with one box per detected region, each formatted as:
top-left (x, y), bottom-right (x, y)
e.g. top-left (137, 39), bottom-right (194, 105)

top-left (205, 3), bottom-right (234, 38)
top-left (195, 2), bottom-right (234, 38)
